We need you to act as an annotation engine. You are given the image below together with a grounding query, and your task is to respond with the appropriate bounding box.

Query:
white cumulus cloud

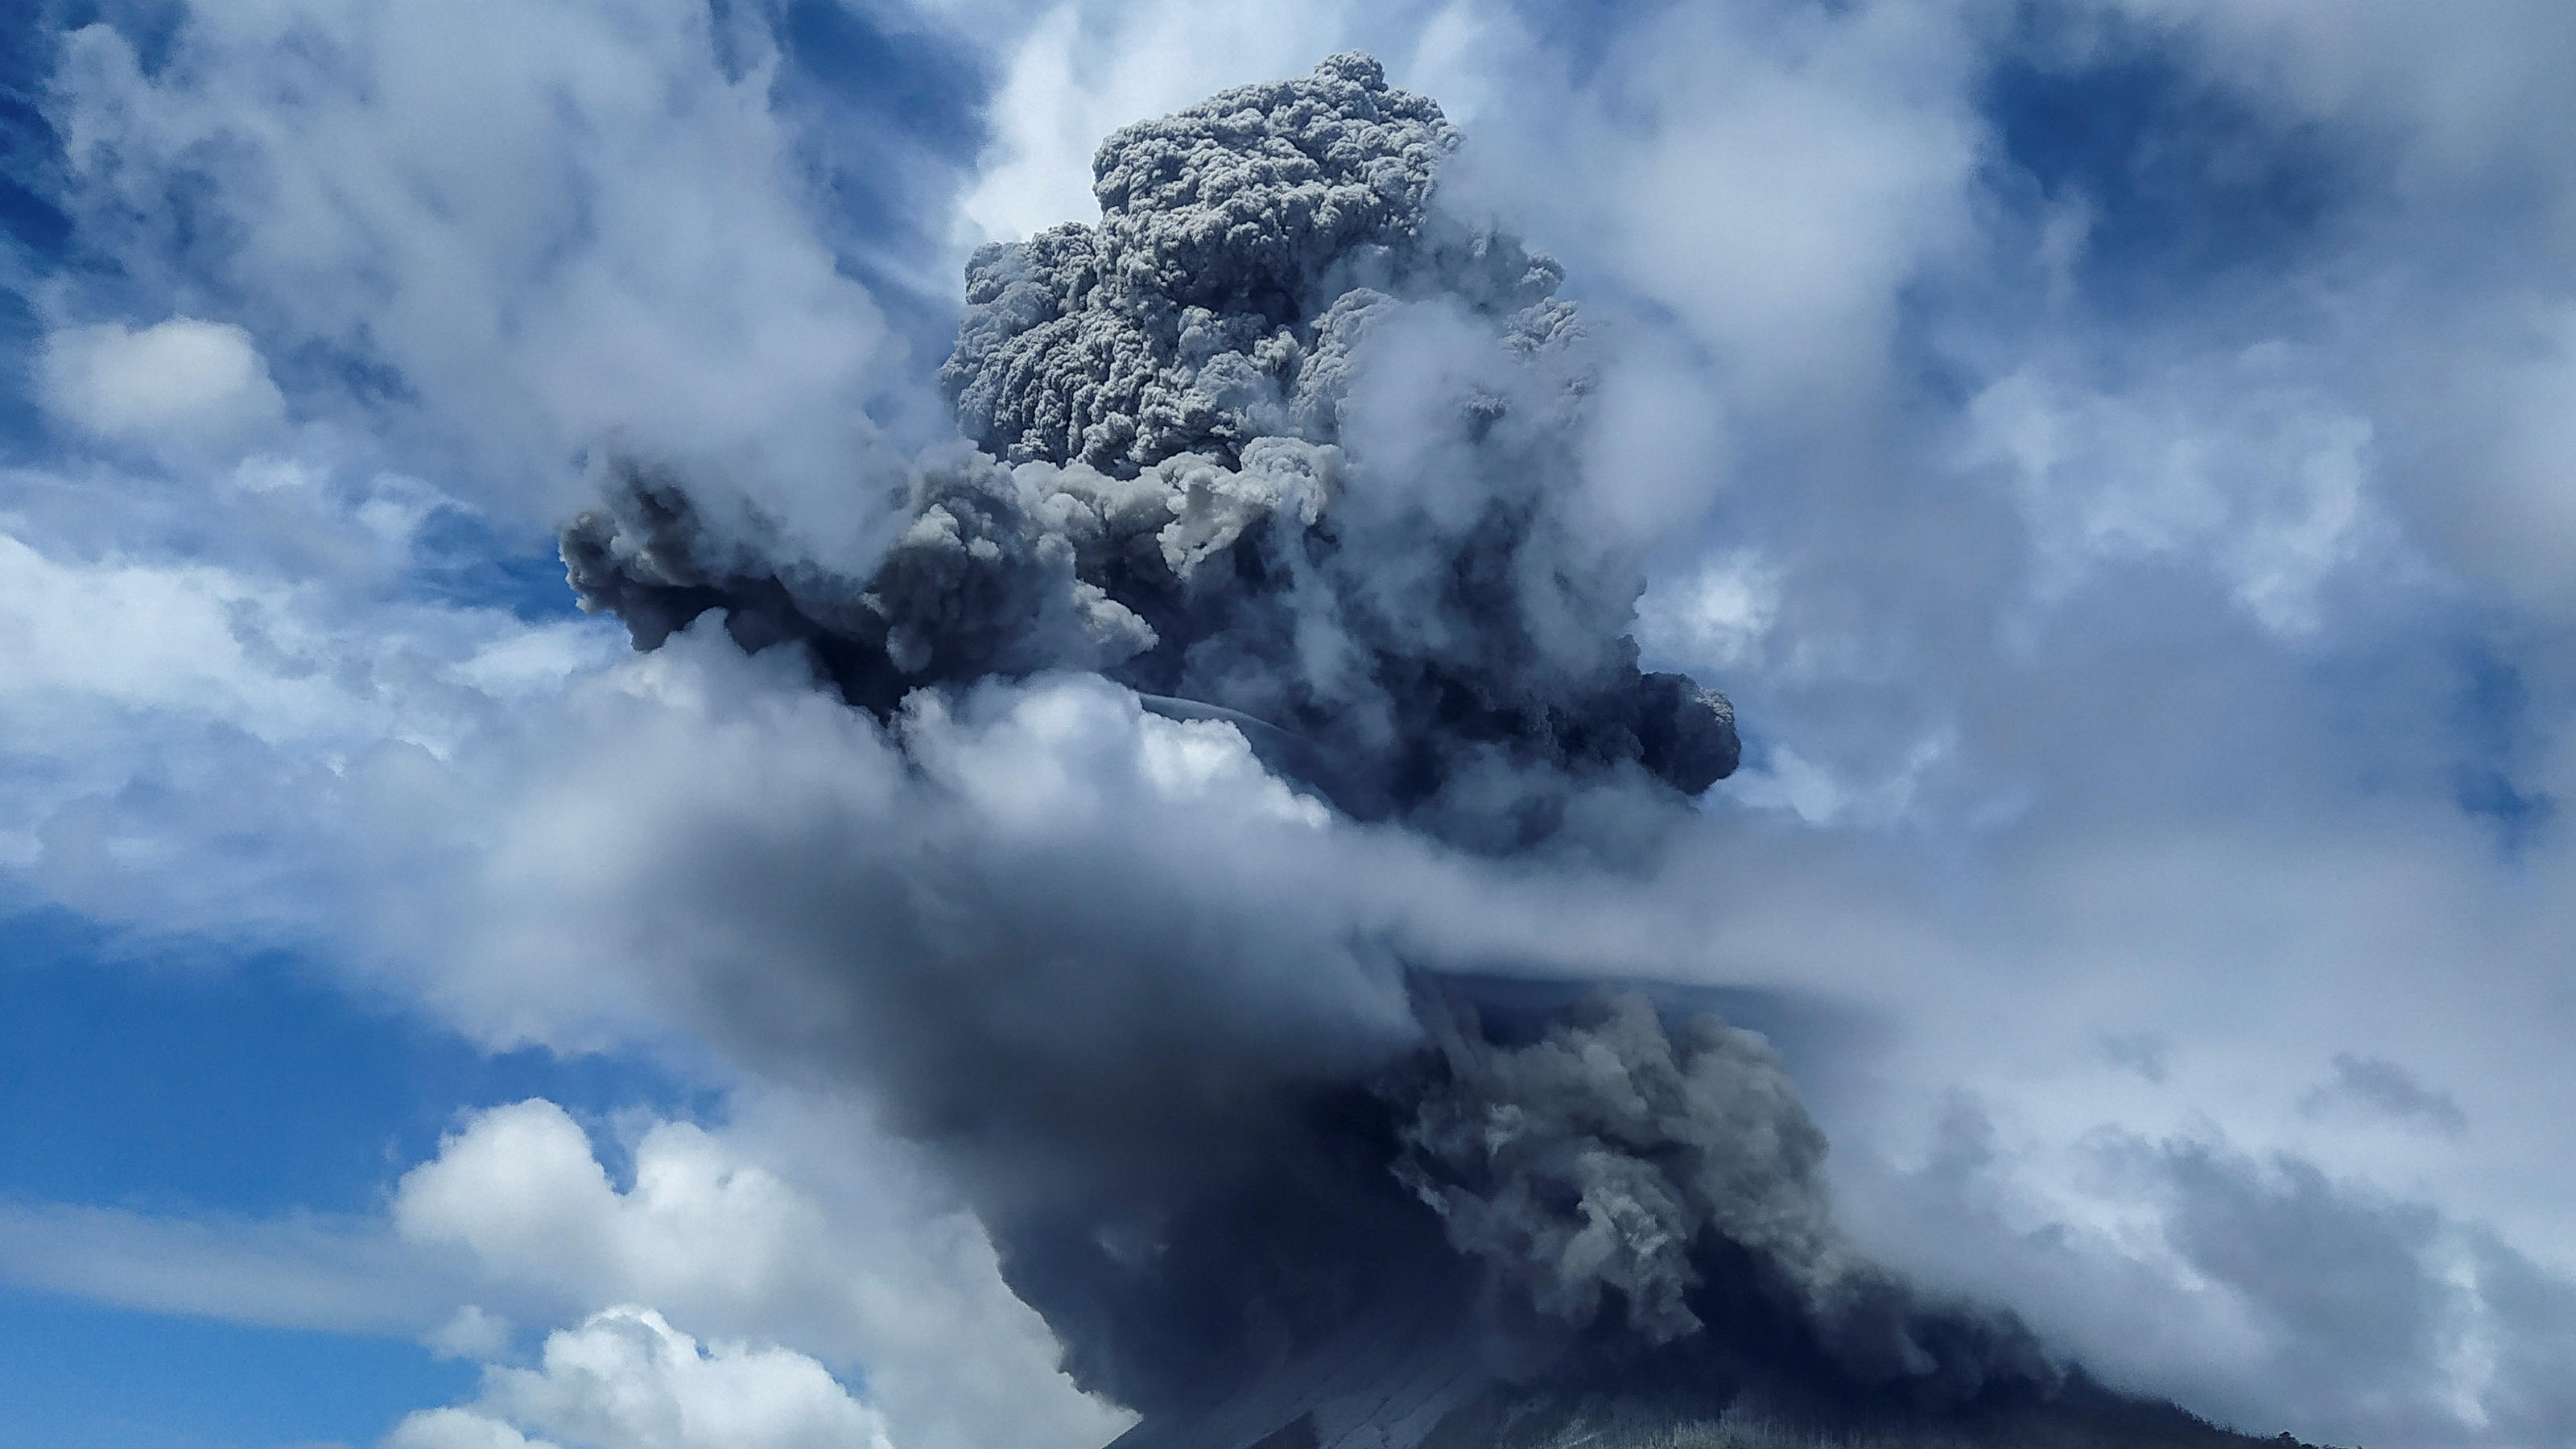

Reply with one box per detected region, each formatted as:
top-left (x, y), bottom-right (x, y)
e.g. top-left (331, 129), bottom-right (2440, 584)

top-left (39, 316), bottom-right (287, 448)
top-left (382, 1306), bottom-right (890, 1449)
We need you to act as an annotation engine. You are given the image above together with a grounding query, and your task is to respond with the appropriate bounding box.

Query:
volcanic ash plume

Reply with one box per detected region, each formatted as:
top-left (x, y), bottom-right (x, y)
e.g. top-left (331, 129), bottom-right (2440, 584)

top-left (1393, 989), bottom-right (2055, 1397)
top-left (550, 51), bottom-right (2256, 1449)
top-left (1397, 993), bottom-right (1843, 1348)
top-left (563, 51), bottom-right (1735, 841)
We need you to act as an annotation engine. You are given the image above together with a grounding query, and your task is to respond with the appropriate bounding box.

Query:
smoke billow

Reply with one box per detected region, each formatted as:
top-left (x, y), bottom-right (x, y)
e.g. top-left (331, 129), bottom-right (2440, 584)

top-left (559, 51), bottom-right (2067, 1438)
top-left (1397, 991), bottom-right (1840, 1347)
top-left (563, 52), bottom-right (1735, 841)
top-left (1392, 988), bottom-right (2054, 1402)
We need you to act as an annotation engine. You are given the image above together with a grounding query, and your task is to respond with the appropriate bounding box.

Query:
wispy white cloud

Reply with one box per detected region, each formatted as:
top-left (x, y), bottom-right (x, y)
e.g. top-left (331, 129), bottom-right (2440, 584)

top-left (0, 1198), bottom-right (448, 1335)
top-left (45, 0), bottom-right (918, 547)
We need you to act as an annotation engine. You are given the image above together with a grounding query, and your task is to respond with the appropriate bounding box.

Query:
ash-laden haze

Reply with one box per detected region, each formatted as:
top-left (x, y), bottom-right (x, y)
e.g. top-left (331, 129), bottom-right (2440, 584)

top-left (559, 52), bottom-right (2226, 1444)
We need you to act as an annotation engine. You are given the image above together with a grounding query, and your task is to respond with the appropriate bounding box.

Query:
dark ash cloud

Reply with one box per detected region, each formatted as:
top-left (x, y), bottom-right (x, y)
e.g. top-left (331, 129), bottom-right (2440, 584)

top-left (1391, 985), bottom-right (2055, 1400)
top-left (563, 52), bottom-right (1736, 844)
top-left (547, 49), bottom-right (2262, 1447)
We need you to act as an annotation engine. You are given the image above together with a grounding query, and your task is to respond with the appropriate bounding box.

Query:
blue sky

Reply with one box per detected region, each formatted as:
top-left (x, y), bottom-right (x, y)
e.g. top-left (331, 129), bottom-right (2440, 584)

top-left (4, 2), bottom-right (2576, 1447)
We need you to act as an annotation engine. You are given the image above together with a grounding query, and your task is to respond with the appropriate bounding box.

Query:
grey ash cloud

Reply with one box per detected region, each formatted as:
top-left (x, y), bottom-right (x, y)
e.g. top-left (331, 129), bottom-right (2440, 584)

top-left (549, 50), bottom-right (2207, 1443)
top-left (1392, 988), bottom-right (2054, 1399)
top-left (563, 52), bottom-right (1736, 840)
top-left (1395, 991), bottom-right (1839, 1349)
top-left (943, 51), bottom-right (1536, 475)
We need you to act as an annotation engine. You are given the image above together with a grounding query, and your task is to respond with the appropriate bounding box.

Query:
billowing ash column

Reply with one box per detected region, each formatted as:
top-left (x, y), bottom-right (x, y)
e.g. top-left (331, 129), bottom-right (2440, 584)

top-left (542, 50), bottom-right (2154, 1449)
top-left (563, 52), bottom-right (1735, 840)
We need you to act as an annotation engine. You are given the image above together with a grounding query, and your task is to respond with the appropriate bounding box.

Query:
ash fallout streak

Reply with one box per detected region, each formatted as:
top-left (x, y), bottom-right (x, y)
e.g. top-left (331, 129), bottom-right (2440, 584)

top-left (563, 53), bottom-right (2285, 1448)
